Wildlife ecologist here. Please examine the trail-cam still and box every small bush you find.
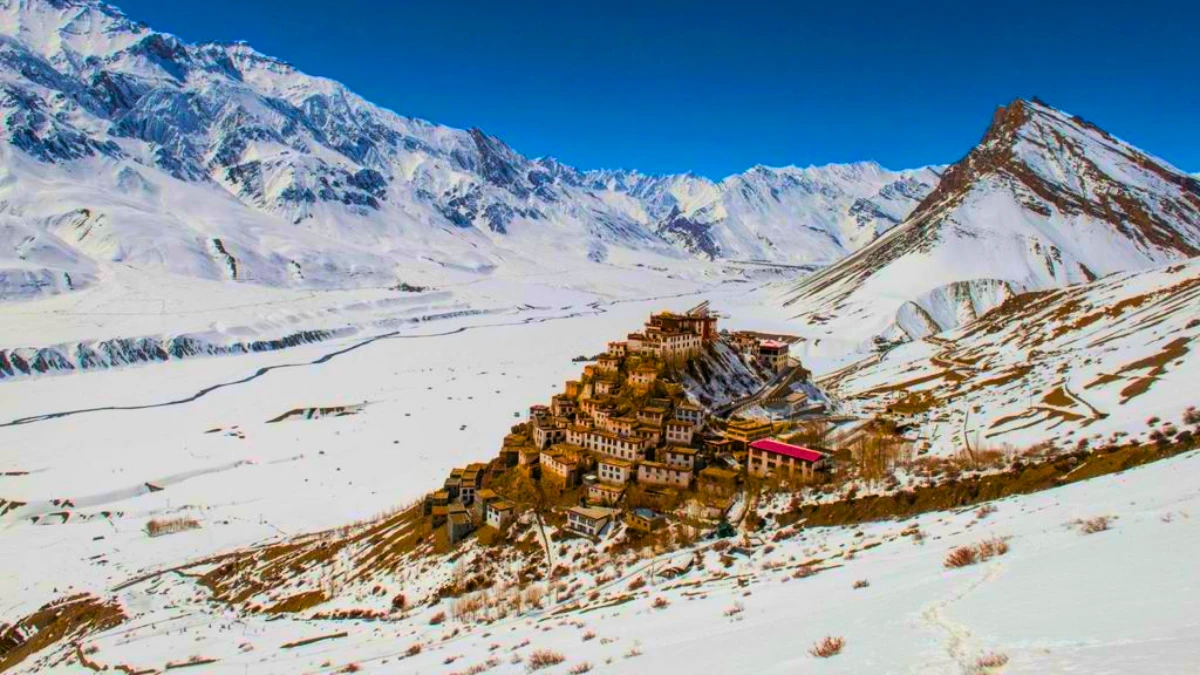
[581,630,596,642]
[975,537,1009,559]
[651,597,670,609]
[1077,516,1112,534]
[627,577,646,591]
[945,537,1010,568]
[406,643,423,657]
[145,517,200,538]
[944,546,979,569]
[526,650,565,671]
[568,663,593,674]
[975,652,1009,670]
[975,504,997,519]
[809,636,845,658]
[853,579,870,589]
[724,601,744,617]
[429,611,446,625]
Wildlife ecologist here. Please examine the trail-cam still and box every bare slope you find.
[826,258,1200,455]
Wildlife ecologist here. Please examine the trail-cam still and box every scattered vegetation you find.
[974,652,1010,671]
[945,537,1010,569]
[1075,516,1113,534]
[145,517,200,538]
[809,636,845,658]
[525,649,565,671]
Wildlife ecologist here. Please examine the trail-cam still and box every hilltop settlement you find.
[421,304,829,548]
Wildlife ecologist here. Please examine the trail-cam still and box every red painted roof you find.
[749,439,824,462]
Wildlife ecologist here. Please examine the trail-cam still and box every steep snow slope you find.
[782,98,1200,354]
[0,0,938,303]
[824,258,1200,455]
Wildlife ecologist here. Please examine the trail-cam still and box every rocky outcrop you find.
[0,328,347,380]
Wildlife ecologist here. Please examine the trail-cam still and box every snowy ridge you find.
[782,98,1200,355]
[0,0,939,302]
[0,326,348,379]
[826,258,1200,455]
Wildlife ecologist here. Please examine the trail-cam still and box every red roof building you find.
[748,438,827,479]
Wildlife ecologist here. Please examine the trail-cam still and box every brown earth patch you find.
[778,439,1196,529]
[0,594,126,673]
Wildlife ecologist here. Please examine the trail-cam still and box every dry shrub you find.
[944,546,979,569]
[724,601,744,617]
[451,592,488,622]
[406,643,423,657]
[1183,406,1200,426]
[1077,516,1112,534]
[809,636,845,658]
[623,642,643,658]
[627,577,646,591]
[568,663,593,674]
[975,504,997,519]
[429,611,446,625]
[792,565,816,579]
[522,585,546,609]
[526,649,565,671]
[145,516,200,537]
[340,665,361,673]
[581,630,596,642]
[651,597,670,610]
[975,652,1009,670]
[945,537,1010,569]
[975,537,1009,559]
[852,579,870,589]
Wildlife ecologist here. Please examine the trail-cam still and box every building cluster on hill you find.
[422,304,830,546]
[727,330,798,374]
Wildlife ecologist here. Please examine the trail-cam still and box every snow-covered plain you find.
[0,268,796,619]
[10,425,1200,674]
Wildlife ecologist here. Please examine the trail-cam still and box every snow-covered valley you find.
[2,0,1199,673]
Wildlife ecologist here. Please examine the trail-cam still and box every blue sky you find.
[113,0,1198,178]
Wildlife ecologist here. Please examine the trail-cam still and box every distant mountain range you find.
[1,0,1197,359]
[0,0,940,299]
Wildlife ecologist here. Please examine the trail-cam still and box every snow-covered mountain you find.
[0,0,939,301]
[782,98,1200,350]
[826,257,1200,455]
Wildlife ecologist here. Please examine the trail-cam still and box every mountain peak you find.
[784,97,1200,346]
